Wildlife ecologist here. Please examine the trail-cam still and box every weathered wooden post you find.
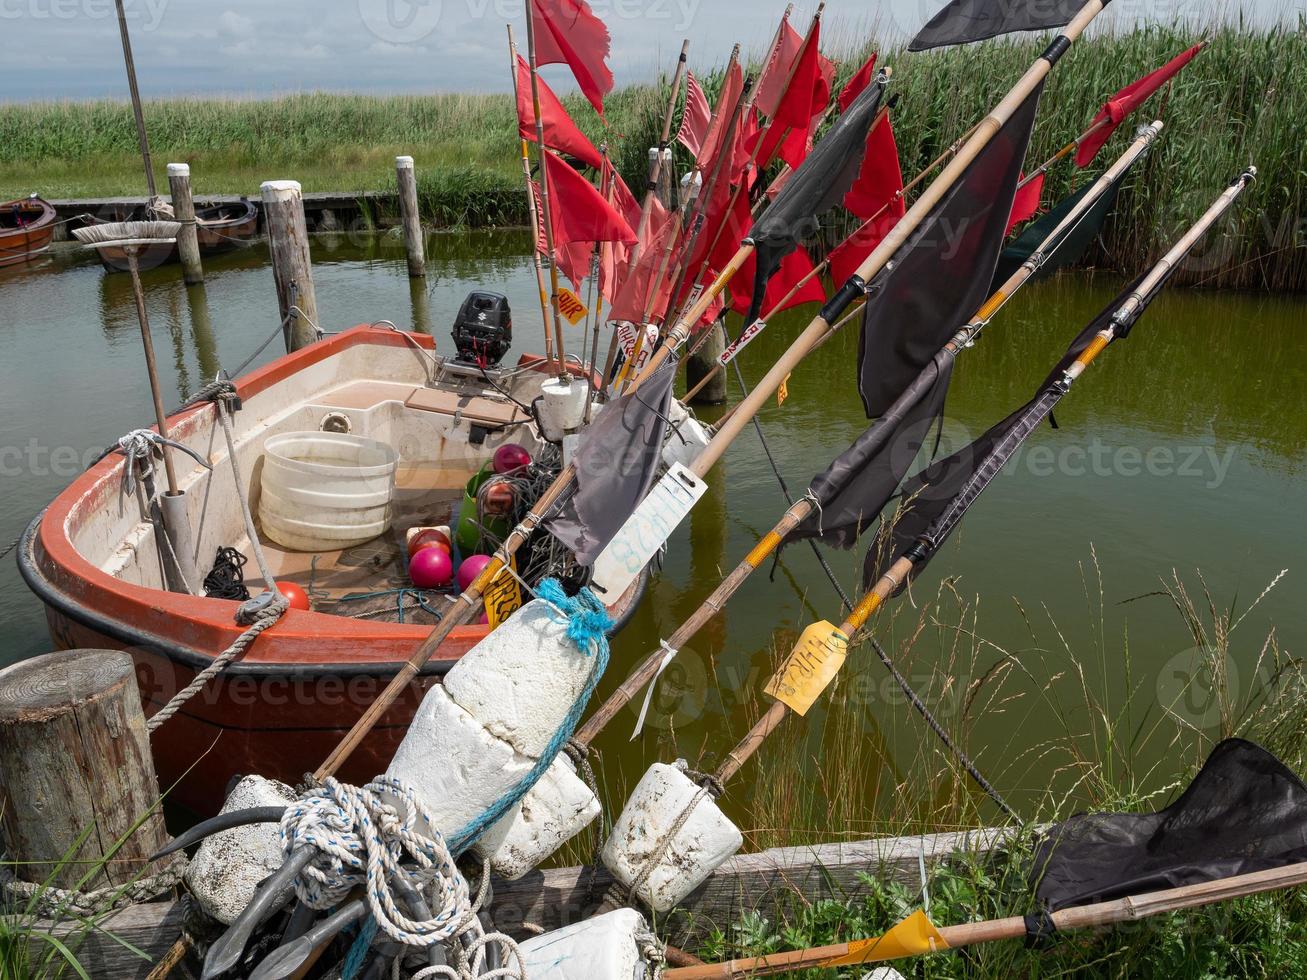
[260,179,319,352]
[649,147,674,210]
[686,319,727,404]
[396,155,426,278]
[167,163,203,284]
[0,651,168,890]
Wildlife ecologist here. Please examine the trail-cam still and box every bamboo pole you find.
[524,12,570,377]
[714,163,1254,788]
[114,0,155,200]
[630,39,692,266]
[665,860,1307,979]
[571,123,1161,748]
[507,25,556,366]
[314,0,1111,777]
[1017,115,1113,189]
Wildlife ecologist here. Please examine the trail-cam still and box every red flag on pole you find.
[530,178,593,289]
[1006,171,1045,233]
[677,71,712,160]
[844,113,904,220]
[754,19,803,120]
[515,56,603,170]
[608,210,680,323]
[1075,42,1204,167]
[838,52,878,112]
[529,0,614,119]
[730,245,826,317]
[700,60,744,176]
[543,151,636,246]
[827,209,901,287]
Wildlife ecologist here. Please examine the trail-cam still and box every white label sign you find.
[718,318,767,367]
[590,463,707,600]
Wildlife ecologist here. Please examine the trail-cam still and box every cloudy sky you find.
[0,0,1300,101]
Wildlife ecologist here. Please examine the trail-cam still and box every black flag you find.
[991,167,1129,289]
[743,75,889,329]
[910,0,1088,52]
[786,351,954,549]
[857,82,1043,418]
[1032,739,1307,911]
[545,359,677,566]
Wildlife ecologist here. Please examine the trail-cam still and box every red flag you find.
[827,209,901,286]
[844,113,905,220]
[1075,43,1204,167]
[529,0,613,119]
[699,61,744,175]
[754,19,803,120]
[515,55,603,170]
[543,152,636,246]
[730,245,826,318]
[608,210,680,323]
[530,179,593,289]
[838,52,877,112]
[677,71,712,160]
[1006,171,1045,233]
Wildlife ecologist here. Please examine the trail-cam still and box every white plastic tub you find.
[258,431,398,551]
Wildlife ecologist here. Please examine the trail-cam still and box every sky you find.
[0,0,1301,101]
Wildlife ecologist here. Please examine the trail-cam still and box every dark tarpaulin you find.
[858,82,1042,419]
[1032,739,1307,912]
[991,168,1127,289]
[909,0,1087,52]
[786,350,954,549]
[742,77,888,329]
[544,358,677,566]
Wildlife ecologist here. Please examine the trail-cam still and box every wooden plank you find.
[491,827,1012,944]
[24,898,185,979]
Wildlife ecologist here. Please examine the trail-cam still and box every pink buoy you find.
[410,545,454,589]
[457,553,493,592]
[493,443,532,475]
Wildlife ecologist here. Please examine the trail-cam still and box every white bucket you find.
[258,431,398,551]
[539,378,589,441]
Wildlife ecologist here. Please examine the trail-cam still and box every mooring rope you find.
[0,854,187,919]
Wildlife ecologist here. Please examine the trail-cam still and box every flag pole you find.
[507,25,557,367]
[524,9,571,377]
[629,38,692,268]
[712,165,1255,791]
[582,145,612,423]
[1017,114,1113,189]
[664,859,1307,978]
[571,122,1163,749]
[313,0,1111,777]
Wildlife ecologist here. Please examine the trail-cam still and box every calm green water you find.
[1,231,1304,834]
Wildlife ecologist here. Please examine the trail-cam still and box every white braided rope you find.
[279,775,524,975]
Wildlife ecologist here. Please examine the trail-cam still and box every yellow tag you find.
[557,287,587,325]
[777,373,791,406]
[764,620,849,715]
[483,555,523,629]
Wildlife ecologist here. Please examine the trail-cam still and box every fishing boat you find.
[0,196,57,267]
[18,321,646,813]
[86,198,260,272]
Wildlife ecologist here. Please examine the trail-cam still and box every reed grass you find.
[1,23,1302,286]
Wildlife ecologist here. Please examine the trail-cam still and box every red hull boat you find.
[0,196,57,267]
[19,326,643,813]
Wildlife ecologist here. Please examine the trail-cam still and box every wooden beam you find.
[491,827,1012,944]
[22,899,186,979]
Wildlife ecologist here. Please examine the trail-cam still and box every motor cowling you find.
[452,291,512,367]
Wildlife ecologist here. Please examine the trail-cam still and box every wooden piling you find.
[166,163,203,285]
[686,319,727,404]
[395,155,426,278]
[0,650,168,890]
[260,180,319,352]
[649,146,674,210]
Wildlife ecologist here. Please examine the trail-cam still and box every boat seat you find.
[317,380,420,410]
[405,386,527,427]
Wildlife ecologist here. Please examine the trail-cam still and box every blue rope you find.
[341,579,613,980]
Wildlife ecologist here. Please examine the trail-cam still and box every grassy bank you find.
[2,23,1303,287]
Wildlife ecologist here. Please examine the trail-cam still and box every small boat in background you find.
[88,197,260,272]
[0,196,56,267]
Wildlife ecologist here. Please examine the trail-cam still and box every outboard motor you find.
[452,291,512,367]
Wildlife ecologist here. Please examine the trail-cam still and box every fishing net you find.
[1031,738,1307,911]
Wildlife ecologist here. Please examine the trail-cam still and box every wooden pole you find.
[507,25,556,367]
[261,180,319,352]
[0,651,168,890]
[395,155,426,277]
[114,0,155,200]
[665,861,1307,978]
[685,318,727,403]
[166,163,202,284]
[126,248,178,496]
[523,13,570,377]
[628,39,691,268]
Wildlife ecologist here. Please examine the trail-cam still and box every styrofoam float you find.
[518,908,659,979]
[662,401,712,470]
[601,761,743,912]
[184,775,299,924]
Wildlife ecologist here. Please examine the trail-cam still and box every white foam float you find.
[602,761,742,912]
[662,401,712,470]
[517,907,660,979]
[184,775,299,925]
